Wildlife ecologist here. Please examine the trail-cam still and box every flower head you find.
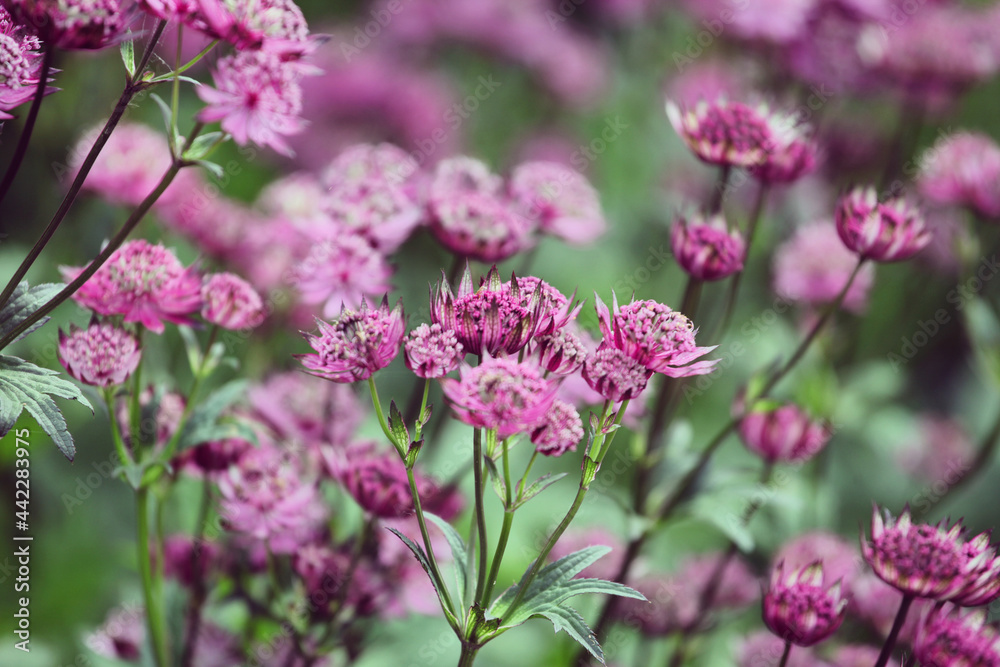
[404,323,464,378]
[330,444,415,518]
[670,213,745,281]
[918,132,1000,219]
[529,327,588,376]
[322,142,420,190]
[914,605,1000,667]
[508,161,606,245]
[763,561,847,647]
[0,7,53,119]
[290,231,393,316]
[861,506,1000,602]
[739,403,832,464]
[530,399,584,457]
[194,0,311,55]
[248,371,362,447]
[297,297,404,383]
[582,347,650,403]
[440,357,558,438]
[774,532,861,597]
[197,50,306,157]
[323,177,424,254]
[429,190,535,263]
[666,99,777,167]
[61,239,202,333]
[3,0,131,49]
[86,605,145,661]
[59,322,141,387]
[835,186,931,262]
[749,120,818,184]
[201,272,266,330]
[595,295,717,377]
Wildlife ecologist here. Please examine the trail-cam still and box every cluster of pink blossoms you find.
[0,6,53,119]
[2,0,131,50]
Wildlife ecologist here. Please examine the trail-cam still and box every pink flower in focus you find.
[297,297,404,383]
[197,50,306,157]
[440,356,558,438]
[582,347,650,403]
[61,240,202,333]
[3,0,131,50]
[763,561,847,647]
[530,399,583,457]
[0,7,54,119]
[914,605,1000,666]
[528,327,589,376]
[835,186,930,262]
[918,132,1000,219]
[59,322,141,387]
[290,231,393,316]
[666,99,776,168]
[670,213,745,281]
[738,403,832,463]
[404,323,465,379]
[508,161,606,245]
[201,272,266,330]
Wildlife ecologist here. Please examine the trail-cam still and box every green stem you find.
[0,41,54,207]
[367,377,400,454]
[777,641,792,667]
[170,25,183,153]
[457,643,479,667]
[137,488,170,667]
[129,326,144,456]
[406,464,458,627]
[104,388,134,469]
[162,325,218,462]
[516,451,539,498]
[482,438,514,604]
[472,428,490,606]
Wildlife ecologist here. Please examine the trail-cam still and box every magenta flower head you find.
[429,265,542,357]
[914,605,1000,667]
[861,506,1000,603]
[323,177,423,254]
[86,605,145,662]
[749,120,818,185]
[529,327,588,376]
[290,231,393,316]
[2,0,131,50]
[835,186,931,262]
[194,0,312,56]
[763,561,847,647]
[297,297,404,383]
[440,356,558,438]
[918,131,1000,219]
[429,190,535,263]
[738,402,832,464]
[201,272,266,330]
[197,50,305,157]
[404,323,464,379]
[582,347,651,403]
[330,444,415,518]
[508,161,606,245]
[530,399,584,457]
[0,7,53,119]
[595,294,718,378]
[666,98,777,168]
[61,239,202,333]
[59,321,141,387]
[670,213,745,282]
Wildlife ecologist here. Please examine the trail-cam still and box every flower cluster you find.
[0,6,52,118]
[297,298,405,383]
[3,0,131,50]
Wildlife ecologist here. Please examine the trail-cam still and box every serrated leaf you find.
[424,512,470,614]
[0,281,61,345]
[483,455,506,505]
[0,355,93,459]
[514,472,567,509]
[536,605,604,664]
[387,400,409,449]
[182,132,224,161]
[386,527,460,627]
[490,546,611,621]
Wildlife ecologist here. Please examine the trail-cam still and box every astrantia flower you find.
[322,142,420,190]
[508,161,606,245]
[297,297,404,383]
[0,8,53,119]
[195,0,312,56]
[68,123,176,207]
[530,399,583,457]
[429,156,503,199]
[763,561,847,647]
[835,186,931,262]
[429,190,535,263]
[440,357,558,438]
[197,50,306,157]
[582,347,650,403]
[331,445,414,518]
[61,240,202,333]
[86,605,145,661]
[323,177,424,254]
[595,295,718,377]
[504,275,579,336]
[666,99,776,168]
[774,532,860,597]
[918,132,1000,219]
[2,0,131,50]
[201,272,266,330]
[914,605,1000,667]
[161,534,220,588]
[529,327,588,376]
[429,265,542,357]
[137,0,202,24]
[670,213,745,281]
[738,403,832,464]
[59,322,141,387]
[290,231,393,316]
[749,121,818,184]
[248,371,362,447]
[404,323,464,379]
[861,506,1000,602]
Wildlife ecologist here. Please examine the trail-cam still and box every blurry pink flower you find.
[86,605,145,661]
[836,187,930,262]
[323,176,424,254]
[194,0,312,56]
[249,371,362,447]
[429,190,534,263]
[117,388,186,450]
[666,99,776,168]
[137,0,203,24]
[0,8,54,119]
[173,438,251,477]
[739,403,832,463]
[832,645,883,667]
[201,272,266,330]
[773,222,875,313]
[429,156,502,197]
[61,240,202,333]
[849,569,932,642]
[671,212,745,281]
[161,535,220,588]
[59,322,141,387]
[404,323,465,379]
[774,532,861,596]
[508,161,606,245]
[323,142,421,191]
[290,231,393,316]
[764,561,847,647]
[256,171,328,224]
[914,605,1000,666]
[197,50,306,157]
[440,356,557,438]
[582,347,650,403]
[750,121,818,184]
[530,399,583,457]
[678,0,818,44]
[896,415,973,486]
[918,132,1000,219]
[155,185,254,260]
[738,630,829,667]
[298,297,404,383]
[3,0,131,49]
[665,59,751,108]
[330,444,415,518]
[68,123,177,207]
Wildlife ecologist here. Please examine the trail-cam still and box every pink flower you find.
[161,535,220,588]
[201,272,266,330]
[0,8,54,119]
[61,239,203,333]
[670,213,745,281]
[666,99,777,168]
[404,323,464,379]
[59,322,141,387]
[194,0,312,56]
[68,123,177,207]
[582,347,650,403]
[750,122,818,184]
[330,444,414,518]
[508,161,606,245]
[249,371,362,447]
[290,231,393,316]
[678,0,818,44]
[595,295,718,378]
[429,190,535,263]
[86,605,145,661]
[738,631,829,667]
[832,645,883,667]
[116,388,185,450]
[738,403,832,463]
[440,356,558,438]
[773,222,875,313]
[896,415,973,486]
[528,327,588,376]
[297,297,404,383]
[173,438,250,477]
[835,186,931,262]
[774,532,861,596]
[530,399,583,457]
[197,50,306,157]
[763,561,847,647]
[914,605,1000,666]
[322,142,421,191]
[323,176,424,254]
[918,132,1000,219]
[3,0,131,50]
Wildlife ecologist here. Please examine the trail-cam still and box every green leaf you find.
[483,455,506,505]
[182,132,224,161]
[0,355,93,459]
[120,36,135,78]
[0,282,61,345]
[536,605,604,663]
[176,380,249,450]
[386,527,460,627]
[387,400,409,450]
[424,512,470,614]
[513,472,567,509]
[177,326,202,376]
[149,93,174,136]
[193,159,225,179]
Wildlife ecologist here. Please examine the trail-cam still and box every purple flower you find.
[249,371,363,447]
[61,239,203,333]
[914,605,1000,667]
[290,230,393,316]
[528,327,588,376]
[161,535,220,588]
[738,403,832,464]
[666,99,777,168]
[774,532,861,597]
[2,0,131,50]
[918,132,1000,219]
[201,272,266,330]
[58,322,141,387]
[835,186,931,262]
[323,177,424,254]
[0,7,54,119]
[429,190,535,263]
[582,347,650,403]
[670,213,745,281]
[86,604,145,661]
[763,561,847,647]
[194,0,312,56]
[440,357,558,438]
[750,122,818,184]
[322,142,421,191]
[530,399,583,457]
[331,444,415,518]
[297,297,404,383]
[831,645,883,667]
[738,631,828,667]
[404,323,465,379]
[508,161,606,245]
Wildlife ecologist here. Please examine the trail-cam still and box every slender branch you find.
[482,438,514,604]
[472,428,490,606]
[708,165,731,214]
[180,477,213,667]
[777,641,792,667]
[0,41,55,206]
[137,488,170,667]
[875,595,914,667]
